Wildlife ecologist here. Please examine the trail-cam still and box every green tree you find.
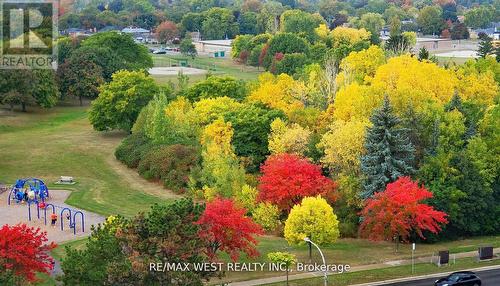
[232,34,254,59]
[361,97,415,199]
[81,31,153,71]
[264,33,309,69]
[69,45,121,81]
[61,216,128,285]
[0,70,58,112]
[180,38,198,58]
[239,12,260,35]
[417,6,445,35]
[478,34,494,58]
[181,12,204,32]
[465,5,495,29]
[223,103,285,171]
[275,53,309,75]
[355,13,385,44]
[201,7,239,40]
[184,76,247,102]
[280,10,323,43]
[89,70,159,132]
[116,199,212,284]
[57,52,105,105]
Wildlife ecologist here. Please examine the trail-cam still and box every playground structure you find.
[8,178,49,205]
[6,178,86,235]
[27,202,85,235]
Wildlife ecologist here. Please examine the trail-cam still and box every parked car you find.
[434,271,481,286]
[152,48,166,54]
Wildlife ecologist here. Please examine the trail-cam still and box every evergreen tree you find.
[361,97,415,199]
[477,34,494,58]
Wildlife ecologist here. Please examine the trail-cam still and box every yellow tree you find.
[192,96,243,126]
[371,55,457,114]
[330,27,371,49]
[200,118,246,200]
[284,196,340,248]
[268,118,311,156]
[318,119,370,175]
[454,69,498,106]
[329,82,383,122]
[336,45,386,87]
[248,73,304,115]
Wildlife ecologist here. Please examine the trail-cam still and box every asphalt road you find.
[380,268,500,286]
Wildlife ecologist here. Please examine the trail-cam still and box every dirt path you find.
[105,154,181,200]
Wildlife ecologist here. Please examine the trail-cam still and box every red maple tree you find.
[258,154,337,212]
[0,224,56,283]
[196,198,263,261]
[359,177,448,244]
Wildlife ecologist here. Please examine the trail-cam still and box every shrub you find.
[137,144,200,193]
[115,132,152,168]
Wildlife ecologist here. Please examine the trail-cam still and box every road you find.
[380,268,500,286]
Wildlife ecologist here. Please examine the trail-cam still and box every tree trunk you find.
[21,103,26,112]
[79,96,83,106]
[9,104,14,112]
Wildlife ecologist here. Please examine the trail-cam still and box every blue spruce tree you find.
[361,96,415,198]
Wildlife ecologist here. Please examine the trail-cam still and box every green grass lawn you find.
[151,54,262,86]
[263,257,500,286]
[0,106,172,217]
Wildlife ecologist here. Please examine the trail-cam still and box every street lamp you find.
[304,237,328,286]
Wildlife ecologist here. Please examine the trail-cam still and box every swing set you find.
[27,201,85,235]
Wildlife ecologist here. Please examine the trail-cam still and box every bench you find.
[55,176,76,185]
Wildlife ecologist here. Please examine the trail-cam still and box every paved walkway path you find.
[229,248,500,286]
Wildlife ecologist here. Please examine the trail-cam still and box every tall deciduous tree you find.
[0,70,59,112]
[89,70,159,132]
[81,31,153,71]
[155,21,179,44]
[258,153,337,212]
[196,198,263,261]
[57,53,104,105]
[0,224,56,284]
[359,177,448,250]
[417,6,444,35]
[199,118,246,200]
[223,103,284,171]
[361,97,415,198]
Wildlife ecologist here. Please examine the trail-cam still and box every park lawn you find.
[263,257,500,286]
[0,106,172,217]
[151,54,262,84]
